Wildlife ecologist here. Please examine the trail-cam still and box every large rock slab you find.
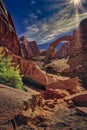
[46,77,80,91]
[76,107,87,116]
[42,89,70,100]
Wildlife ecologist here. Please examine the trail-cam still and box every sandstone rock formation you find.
[0,0,21,56]
[44,19,87,86]
[0,0,40,59]
[55,42,70,59]
[46,77,80,91]
[19,36,40,59]
[0,0,47,87]
[68,19,87,85]
[44,35,72,65]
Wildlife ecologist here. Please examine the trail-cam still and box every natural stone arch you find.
[44,35,72,66]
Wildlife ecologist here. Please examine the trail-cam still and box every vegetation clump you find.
[0,53,24,90]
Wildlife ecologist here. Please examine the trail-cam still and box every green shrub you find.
[0,54,24,90]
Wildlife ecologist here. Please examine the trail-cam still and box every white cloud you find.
[22,1,87,44]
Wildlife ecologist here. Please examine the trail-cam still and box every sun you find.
[70,0,82,7]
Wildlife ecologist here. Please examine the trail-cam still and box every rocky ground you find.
[36,109,87,130]
[0,81,87,130]
[7,108,87,130]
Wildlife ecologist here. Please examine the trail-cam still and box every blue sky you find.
[3,0,87,44]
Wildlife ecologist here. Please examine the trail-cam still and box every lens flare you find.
[70,0,83,46]
[70,0,82,7]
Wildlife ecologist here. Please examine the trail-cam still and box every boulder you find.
[46,77,80,91]
[76,107,87,116]
[45,58,70,74]
[42,89,70,100]
[64,91,87,107]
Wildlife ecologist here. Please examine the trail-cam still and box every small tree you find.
[0,54,24,90]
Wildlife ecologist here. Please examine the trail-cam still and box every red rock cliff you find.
[68,19,87,75]
[0,0,21,55]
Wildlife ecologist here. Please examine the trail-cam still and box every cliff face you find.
[19,36,40,59]
[0,0,21,55]
[69,19,87,58]
[0,1,40,59]
[55,42,70,59]
[68,18,87,83]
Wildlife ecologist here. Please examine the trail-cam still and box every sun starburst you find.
[70,0,82,8]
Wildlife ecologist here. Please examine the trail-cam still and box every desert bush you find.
[0,54,24,90]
